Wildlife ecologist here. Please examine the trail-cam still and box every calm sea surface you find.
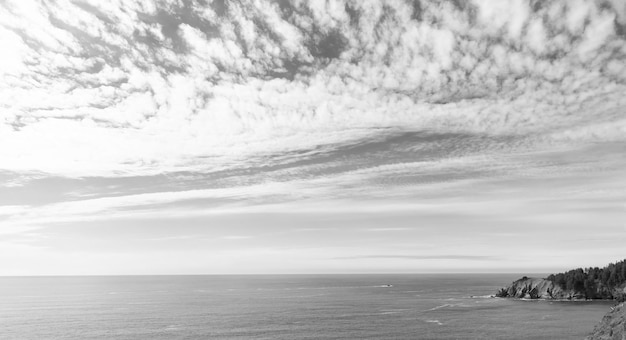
[0,274,614,339]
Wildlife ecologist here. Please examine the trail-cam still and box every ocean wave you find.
[425,319,443,325]
[518,298,547,302]
[424,302,475,311]
[378,309,409,315]
[424,304,452,312]
[249,285,397,292]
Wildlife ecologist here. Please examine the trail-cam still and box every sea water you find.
[0,274,614,339]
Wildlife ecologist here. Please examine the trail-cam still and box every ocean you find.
[0,274,614,339]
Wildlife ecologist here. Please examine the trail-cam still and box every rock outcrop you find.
[495,276,583,299]
[496,260,626,338]
[586,303,625,340]
[497,276,626,301]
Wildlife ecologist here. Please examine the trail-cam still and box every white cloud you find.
[18,1,602,275]
[525,18,547,55]
[0,28,28,76]
[566,0,592,34]
[577,9,616,60]
[0,0,624,213]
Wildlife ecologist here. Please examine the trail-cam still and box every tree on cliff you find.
[546,259,626,301]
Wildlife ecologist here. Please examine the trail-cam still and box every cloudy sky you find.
[0,0,624,275]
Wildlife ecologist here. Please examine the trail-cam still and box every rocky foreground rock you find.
[586,303,625,340]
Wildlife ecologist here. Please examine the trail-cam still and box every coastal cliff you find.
[495,260,626,338]
[496,276,626,300]
[586,303,625,340]
[495,259,626,300]
[495,276,581,299]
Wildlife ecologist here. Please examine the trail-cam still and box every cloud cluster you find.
[0,0,624,176]
[1,1,625,274]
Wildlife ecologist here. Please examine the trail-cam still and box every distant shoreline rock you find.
[496,276,626,339]
[496,276,626,301]
[496,260,626,338]
[495,276,584,300]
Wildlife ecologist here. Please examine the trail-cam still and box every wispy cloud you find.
[366,227,412,232]
[220,235,252,240]
[0,0,624,177]
[0,0,624,274]
[333,255,499,261]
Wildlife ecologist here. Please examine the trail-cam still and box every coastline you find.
[495,272,626,339]
[586,302,625,340]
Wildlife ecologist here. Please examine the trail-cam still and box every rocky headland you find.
[496,276,626,339]
[495,276,581,299]
[496,265,626,301]
[495,259,626,339]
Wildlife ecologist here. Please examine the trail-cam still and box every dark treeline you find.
[546,259,626,301]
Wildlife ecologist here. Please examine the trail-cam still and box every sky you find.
[0,0,625,275]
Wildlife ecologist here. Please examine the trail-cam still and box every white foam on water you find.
[424,304,451,312]
[425,319,443,325]
[378,309,409,315]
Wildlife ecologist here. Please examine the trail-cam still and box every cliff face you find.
[495,277,582,299]
[496,279,626,339]
[586,303,625,340]
[496,277,626,300]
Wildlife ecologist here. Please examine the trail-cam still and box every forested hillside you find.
[546,259,626,300]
